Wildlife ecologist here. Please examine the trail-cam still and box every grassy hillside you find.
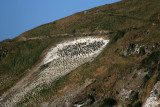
[0,0,160,106]
[17,0,160,39]
[0,37,62,95]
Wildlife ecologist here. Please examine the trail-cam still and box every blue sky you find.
[0,0,120,41]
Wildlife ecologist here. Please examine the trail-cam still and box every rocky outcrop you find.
[118,43,160,57]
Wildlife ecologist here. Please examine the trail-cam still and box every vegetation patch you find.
[100,98,117,107]
[110,31,125,43]
[131,92,139,103]
[143,74,150,85]
[134,101,142,107]
[0,37,60,95]
[141,51,159,67]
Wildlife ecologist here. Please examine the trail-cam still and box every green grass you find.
[0,37,60,95]
[17,0,160,39]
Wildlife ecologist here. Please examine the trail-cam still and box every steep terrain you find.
[0,0,160,106]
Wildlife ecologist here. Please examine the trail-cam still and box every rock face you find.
[144,81,160,107]
[119,43,160,57]
[0,37,109,107]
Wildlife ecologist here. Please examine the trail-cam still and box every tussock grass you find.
[0,38,60,95]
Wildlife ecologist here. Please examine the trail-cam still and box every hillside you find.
[0,0,160,106]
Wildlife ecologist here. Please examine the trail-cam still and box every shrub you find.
[154,89,158,95]
[139,47,145,55]
[155,64,160,83]
[111,31,125,43]
[141,51,159,67]
[72,29,76,34]
[87,94,95,104]
[143,74,150,84]
[134,101,142,107]
[127,104,132,107]
[116,91,119,94]
[156,72,160,82]
[131,92,139,103]
[150,13,160,24]
[100,98,117,107]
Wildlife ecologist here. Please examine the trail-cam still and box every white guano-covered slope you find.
[0,37,109,107]
[144,81,160,107]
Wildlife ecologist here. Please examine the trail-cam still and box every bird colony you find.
[0,37,109,107]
